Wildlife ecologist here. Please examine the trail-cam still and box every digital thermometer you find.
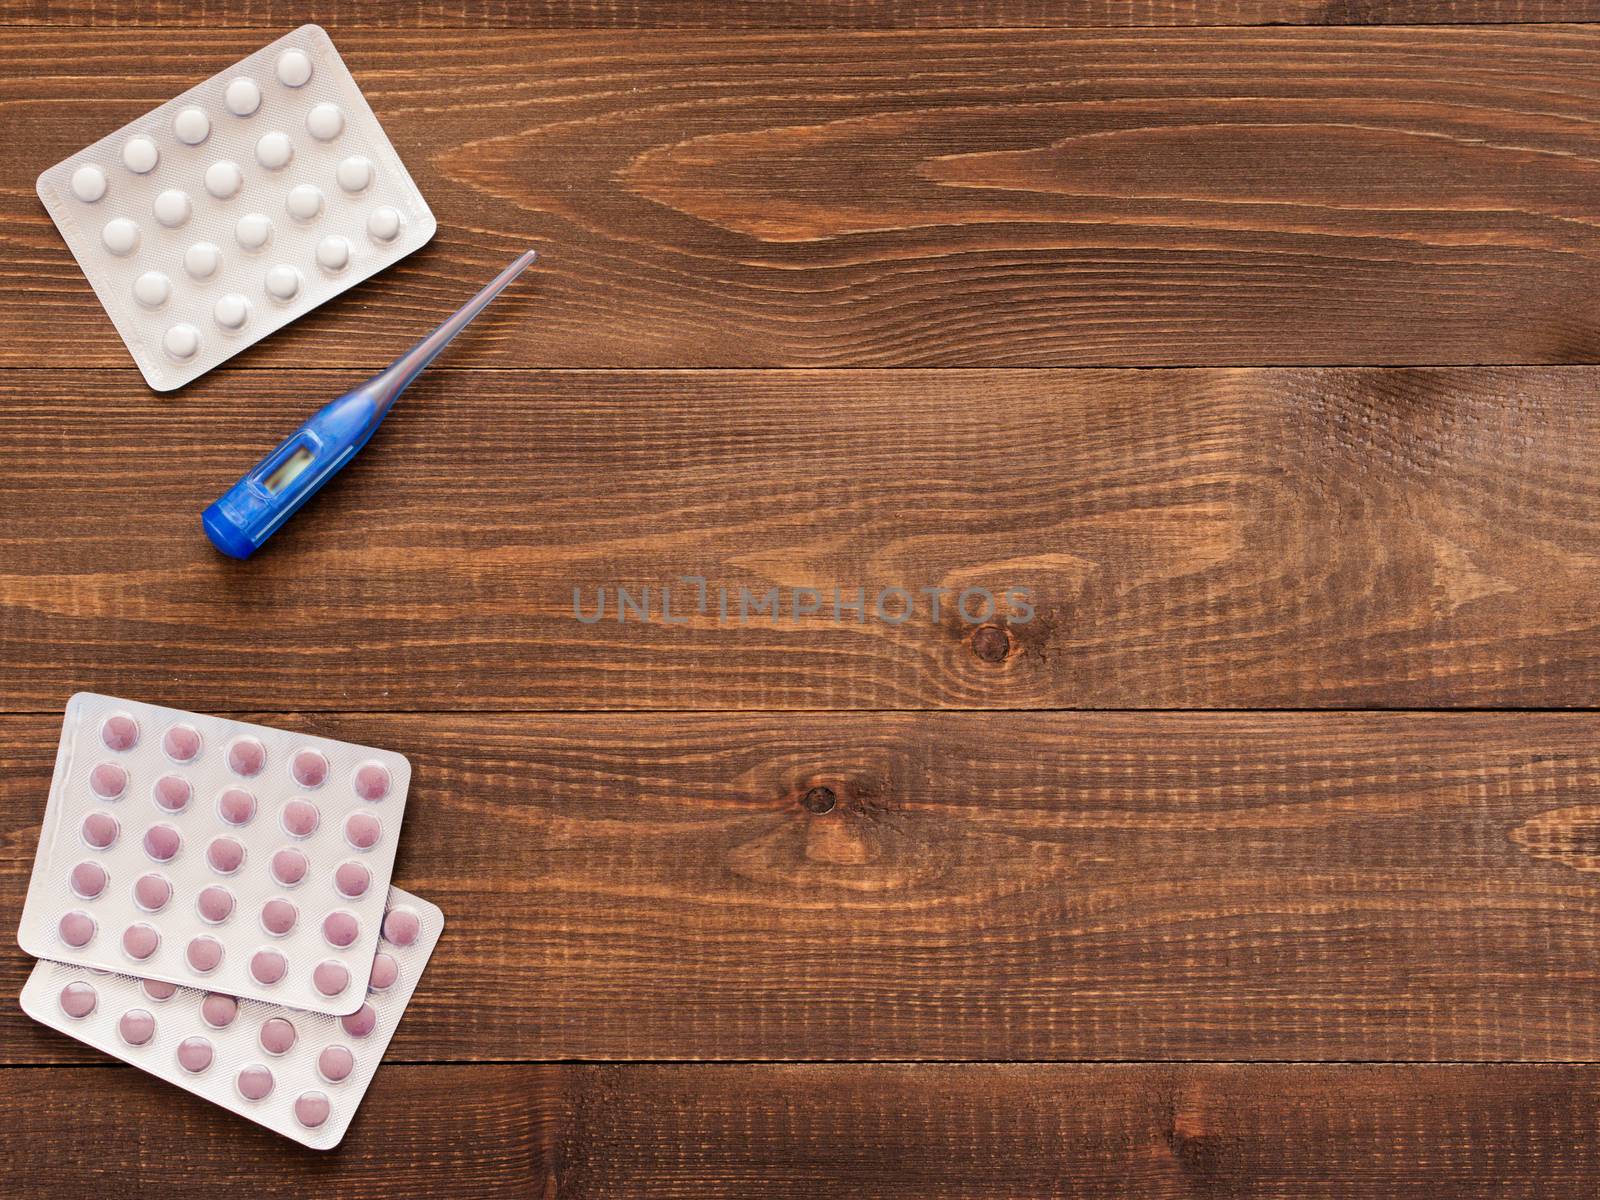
[202,249,538,559]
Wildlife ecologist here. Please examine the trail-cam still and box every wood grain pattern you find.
[4,367,1599,712]
[13,28,1600,367]
[11,0,1600,28]
[7,711,1600,1063]
[7,10,1600,1194]
[1,1064,539,1198]
[7,1063,1600,1197]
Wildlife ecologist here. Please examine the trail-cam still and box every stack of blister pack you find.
[16,693,441,1148]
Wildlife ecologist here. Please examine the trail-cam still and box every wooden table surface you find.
[7,3,1600,1196]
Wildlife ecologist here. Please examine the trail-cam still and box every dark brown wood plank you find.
[4,366,1600,712]
[11,28,1600,367]
[6,0,1600,27]
[0,1064,539,1198]
[8,711,1600,1063]
[6,1062,1600,1197]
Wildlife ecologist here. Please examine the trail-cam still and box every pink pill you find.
[312,959,350,997]
[89,761,127,800]
[353,761,391,801]
[101,714,140,752]
[133,872,172,912]
[142,978,178,1001]
[177,1035,214,1073]
[339,1002,377,1039]
[82,810,119,849]
[368,951,399,992]
[227,736,266,777]
[70,860,107,899]
[259,1016,297,1055]
[292,749,329,788]
[280,798,320,838]
[322,910,360,948]
[345,811,381,850]
[118,1007,156,1046]
[152,773,192,813]
[207,836,246,875]
[294,1090,331,1129]
[59,911,95,948]
[250,948,287,985]
[197,884,235,924]
[59,981,97,1018]
[382,907,420,948]
[333,861,370,899]
[270,847,308,887]
[123,922,159,960]
[163,723,202,763]
[200,993,238,1029]
[317,1044,355,1083]
[143,823,181,862]
[151,774,190,812]
[261,897,298,936]
[187,935,223,973]
[236,1063,274,1101]
[217,786,257,826]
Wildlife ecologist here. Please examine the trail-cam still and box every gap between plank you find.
[10,20,1600,30]
[10,363,1600,374]
[4,707,1600,717]
[16,1057,1600,1068]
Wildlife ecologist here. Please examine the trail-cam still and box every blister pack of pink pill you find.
[35,24,435,391]
[22,887,441,1148]
[17,693,411,1014]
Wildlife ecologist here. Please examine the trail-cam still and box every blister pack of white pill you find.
[21,887,441,1149]
[17,693,411,1014]
[35,24,435,391]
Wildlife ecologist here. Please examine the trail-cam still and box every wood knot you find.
[971,624,1011,664]
[800,786,837,814]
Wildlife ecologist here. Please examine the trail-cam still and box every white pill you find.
[102,218,140,256]
[235,212,273,250]
[185,241,222,279]
[285,184,323,223]
[122,136,159,174]
[367,206,403,243]
[153,188,192,228]
[255,131,293,170]
[276,49,313,88]
[204,160,243,199]
[224,77,261,117]
[213,292,251,330]
[173,107,210,146]
[265,264,301,301]
[336,155,374,194]
[132,271,171,309]
[163,323,200,360]
[306,103,344,142]
[70,165,107,203]
[315,235,351,272]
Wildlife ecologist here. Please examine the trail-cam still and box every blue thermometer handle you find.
[203,249,538,559]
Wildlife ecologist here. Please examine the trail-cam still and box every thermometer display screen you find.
[263,445,315,494]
